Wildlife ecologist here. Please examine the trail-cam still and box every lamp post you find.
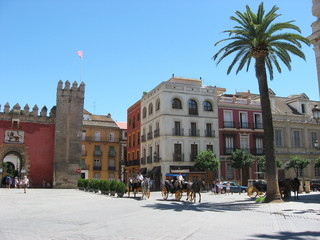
[312,105,320,149]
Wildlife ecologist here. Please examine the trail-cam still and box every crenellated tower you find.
[53,80,85,188]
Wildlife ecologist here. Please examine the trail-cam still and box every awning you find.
[149,166,161,175]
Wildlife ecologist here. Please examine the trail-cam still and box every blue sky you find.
[0,0,318,122]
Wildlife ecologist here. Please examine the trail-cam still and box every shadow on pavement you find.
[142,198,258,212]
[249,231,320,240]
[282,192,320,204]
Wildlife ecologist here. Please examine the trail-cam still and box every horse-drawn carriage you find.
[247,178,301,199]
[161,179,190,201]
[127,178,151,199]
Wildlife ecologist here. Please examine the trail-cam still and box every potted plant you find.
[77,178,85,191]
[100,180,110,195]
[116,181,127,197]
[109,180,117,196]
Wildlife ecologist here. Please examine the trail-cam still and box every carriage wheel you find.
[247,185,258,199]
[175,190,182,201]
[162,187,168,200]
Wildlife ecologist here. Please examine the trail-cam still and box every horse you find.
[189,179,206,203]
[278,178,300,199]
[127,178,142,198]
[141,177,150,199]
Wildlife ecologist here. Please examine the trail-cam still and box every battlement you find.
[57,80,85,99]
[0,102,56,122]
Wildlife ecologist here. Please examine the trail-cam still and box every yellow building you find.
[81,110,122,180]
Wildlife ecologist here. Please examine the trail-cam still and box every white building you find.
[140,76,224,189]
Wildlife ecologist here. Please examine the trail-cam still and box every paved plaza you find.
[0,188,319,240]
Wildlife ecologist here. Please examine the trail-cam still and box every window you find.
[174,143,182,161]
[109,146,116,157]
[301,103,306,114]
[205,123,213,137]
[226,162,234,180]
[108,172,115,180]
[94,159,101,167]
[132,117,135,128]
[93,172,100,180]
[240,135,249,153]
[223,110,233,128]
[143,107,147,118]
[255,137,264,155]
[137,113,140,121]
[293,130,301,148]
[315,166,320,177]
[94,145,102,156]
[148,103,153,115]
[132,133,135,147]
[174,121,181,136]
[254,113,263,129]
[172,98,182,109]
[203,101,213,111]
[109,132,114,142]
[94,131,101,141]
[239,112,248,128]
[190,144,198,161]
[190,122,197,136]
[81,145,86,156]
[156,99,160,111]
[311,132,318,148]
[188,99,198,115]
[108,159,115,170]
[225,136,234,154]
[275,129,283,147]
[207,144,213,152]
[82,130,86,141]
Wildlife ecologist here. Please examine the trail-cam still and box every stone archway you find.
[3,153,21,177]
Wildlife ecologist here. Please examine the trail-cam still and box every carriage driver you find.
[177,172,184,189]
[136,172,144,182]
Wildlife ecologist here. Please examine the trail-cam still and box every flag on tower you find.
[77,50,83,58]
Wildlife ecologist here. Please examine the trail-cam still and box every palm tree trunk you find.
[255,56,282,202]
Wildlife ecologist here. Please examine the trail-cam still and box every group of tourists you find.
[2,174,29,193]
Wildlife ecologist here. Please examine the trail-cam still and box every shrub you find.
[100,180,111,192]
[110,180,117,192]
[116,181,127,194]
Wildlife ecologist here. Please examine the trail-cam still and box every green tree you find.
[231,149,253,184]
[257,156,282,172]
[213,3,310,202]
[285,156,311,178]
[194,150,220,171]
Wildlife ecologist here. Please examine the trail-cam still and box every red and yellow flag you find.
[77,50,83,58]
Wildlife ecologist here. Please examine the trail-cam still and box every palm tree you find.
[213,3,310,202]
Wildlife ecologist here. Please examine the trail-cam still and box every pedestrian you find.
[5,174,12,189]
[14,177,19,188]
[23,175,29,193]
[226,181,231,195]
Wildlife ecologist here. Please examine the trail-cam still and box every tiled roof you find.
[116,122,127,129]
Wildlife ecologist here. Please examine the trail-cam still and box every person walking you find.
[5,175,12,189]
[23,176,29,193]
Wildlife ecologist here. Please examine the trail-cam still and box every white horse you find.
[141,178,150,199]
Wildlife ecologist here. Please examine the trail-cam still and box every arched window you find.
[142,107,147,118]
[203,101,213,111]
[148,103,153,115]
[156,99,160,111]
[188,99,198,115]
[172,98,182,109]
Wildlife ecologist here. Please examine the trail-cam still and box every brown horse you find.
[189,179,206,203]
[279,178,300,199]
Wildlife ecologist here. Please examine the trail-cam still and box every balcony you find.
[154,129,160,138]
[147,132,153,140]
[147,156,152,163]
[108,152,116,157]
[173,153,184,161]
[93,166,102,171]
[253,122,263,129]
[141,135,146,142]
[93,151,102,156]
[154,154,160,162]
[81,150,87,156]
[253,148,265,155]
[141,157,146,165]
[223,121,235,128]
[172,128,184,136]
[189,129,200,137]
[190,154,197,162]
[224,148,234,155]
[238,122,250,129]
[125,159,140,167]
[205,130,215,137]
[108,166,116,171]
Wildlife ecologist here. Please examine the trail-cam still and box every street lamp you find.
[312,104,320,123]
[314,139,319,148]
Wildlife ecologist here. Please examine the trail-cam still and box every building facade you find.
[218,91,264,185]
[81,112,122,180]
[140,76,223,189]
[0,81,85,188]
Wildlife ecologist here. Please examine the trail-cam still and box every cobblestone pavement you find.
[0,188,319,240]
